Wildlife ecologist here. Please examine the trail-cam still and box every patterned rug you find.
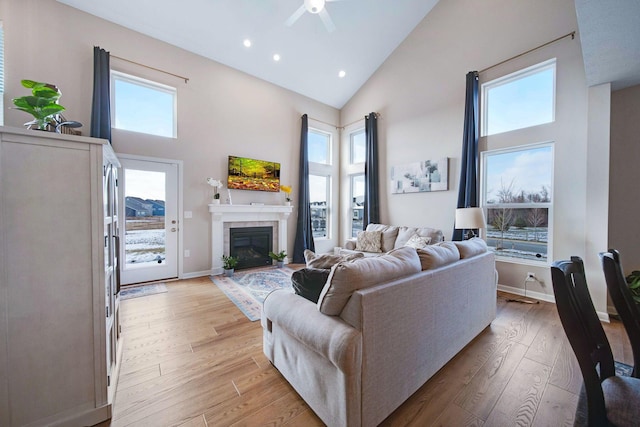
[120,283,168,300]
[210,267,294,321]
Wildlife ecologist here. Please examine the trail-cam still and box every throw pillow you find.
[365,224,399,252]
[454,237,488,259]
[404,233,432,249]
[317,246,421,315]
[355,230,383,253]
[304,249,364,269]
[416,242,460,270]
[291,268,331,303]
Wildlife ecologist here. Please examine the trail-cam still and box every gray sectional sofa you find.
[262,238,497,426]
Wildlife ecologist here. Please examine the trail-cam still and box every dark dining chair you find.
[601,249,640,378]
[551,256,640,426]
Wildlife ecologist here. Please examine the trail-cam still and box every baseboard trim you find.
[182,270,214,279]
[497,284,610,322]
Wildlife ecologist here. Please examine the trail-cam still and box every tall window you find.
[481,143,553,263]
[308,129,332,239]
[482,59,556,136]
[0,21,4,126]
[350,174,364,237]
[111,71,177,138]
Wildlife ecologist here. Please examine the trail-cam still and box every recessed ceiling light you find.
[273,54,281,62]
[338,70,346,78]
[243,39,252,48]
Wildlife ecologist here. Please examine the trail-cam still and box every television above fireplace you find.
[227,155,280,192]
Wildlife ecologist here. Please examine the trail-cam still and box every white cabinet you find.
[0,126,121,427]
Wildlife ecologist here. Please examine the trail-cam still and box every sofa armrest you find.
[262,289,361,370]
[344,238,357,250]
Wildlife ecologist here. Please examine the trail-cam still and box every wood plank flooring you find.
[96,275,632,427]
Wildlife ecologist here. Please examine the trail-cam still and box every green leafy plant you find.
[12,80,66,130]
[626,271,640,305]
[269,251,287,262]
[221,255,238,270]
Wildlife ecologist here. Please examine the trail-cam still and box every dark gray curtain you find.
[453,71,480,241]
[363,112,380,229]
[293,114,315,262]
[90,46,112,142]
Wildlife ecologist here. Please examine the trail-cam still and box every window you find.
[350,129,365,164]
[308,129,330,164]
[0,21,4,126]
[481,59,556,136]
[308,128,332,239]
[309,174,329,238]
[481,143,553,263]
[350,174,364,237]
[111,71,177,138]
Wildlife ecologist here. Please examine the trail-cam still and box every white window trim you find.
[481,58,556,137]
[110,70,178,138]
[350,128,366,166]
[308,125,337,242]
[480,141,554,266]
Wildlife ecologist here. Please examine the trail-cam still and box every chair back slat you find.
[601,249,640,378]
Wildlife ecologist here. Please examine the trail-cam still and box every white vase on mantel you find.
[211,198,220,205]
[284,201,291,206]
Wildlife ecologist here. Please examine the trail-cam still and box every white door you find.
[119,158,179,285]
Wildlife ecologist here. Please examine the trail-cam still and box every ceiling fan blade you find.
[318,9,336,32]
[285,5,306,27]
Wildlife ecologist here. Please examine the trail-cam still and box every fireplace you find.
[230,226,273,269]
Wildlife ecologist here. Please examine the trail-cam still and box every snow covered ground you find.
[125,229,166,264]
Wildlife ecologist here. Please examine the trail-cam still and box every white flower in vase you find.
[206,177,224,204]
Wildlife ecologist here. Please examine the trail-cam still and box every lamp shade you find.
[455,207,485,230]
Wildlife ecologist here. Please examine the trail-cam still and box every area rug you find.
[120,283,168,300]
[210,267,294,321]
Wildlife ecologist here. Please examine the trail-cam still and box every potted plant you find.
[280,185,292,206]
[626,271,640,305]
[12,80,67,131]
[222,255,238,277]
[269,250,287,268]
[207,178,224,204]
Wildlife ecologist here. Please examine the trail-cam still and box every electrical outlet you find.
[184,249,190,258]
[526,272,536,280]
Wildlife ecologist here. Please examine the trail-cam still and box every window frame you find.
[480,141,554,266]
[308,126,334,240]
[481,58,556,137]
[350,173,365,238]
[350,128,366,165]
[110,70,178,138]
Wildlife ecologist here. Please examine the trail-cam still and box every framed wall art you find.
[390,157,448,194]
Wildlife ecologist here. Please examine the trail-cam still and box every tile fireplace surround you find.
[209,204,293,275]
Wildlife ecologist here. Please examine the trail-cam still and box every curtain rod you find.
[479,31,575,74]
[308,112,380,130]
[111,54,189,83]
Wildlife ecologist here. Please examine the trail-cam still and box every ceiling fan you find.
[285,0,343,33]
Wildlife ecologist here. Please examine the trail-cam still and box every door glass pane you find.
[351,174,364,237]
[124,169,166,268]
[309,174,328,238]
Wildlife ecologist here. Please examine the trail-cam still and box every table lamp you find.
[455,207,485,240]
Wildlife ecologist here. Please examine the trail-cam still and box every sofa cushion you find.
[318,246,421,315]
[394,226,443,248]
[355,230,383,253]
[454,237,488,258]
[365,224,399,252]
[404,233,432,249]
[291,267,331,303]
[416,242,460,270]
[304,249,364,269]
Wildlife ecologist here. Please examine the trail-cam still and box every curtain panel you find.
[90,46,112,142]
[293,114,315,262]
[452,71,480,241]
[363,112,380,229]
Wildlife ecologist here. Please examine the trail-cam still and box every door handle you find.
[171,228,177,232]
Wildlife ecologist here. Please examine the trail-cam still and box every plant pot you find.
[223,268,234,277]
[284,201,291,206]
[211,199,220,205]
[276,261,284,268]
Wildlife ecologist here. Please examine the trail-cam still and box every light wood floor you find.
[96,274,632,427]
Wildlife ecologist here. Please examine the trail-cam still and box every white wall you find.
[340,0,611,314]
[2,0,339,276]
[609,84,640,274]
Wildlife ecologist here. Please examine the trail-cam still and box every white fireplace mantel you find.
[209,204,293,274]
